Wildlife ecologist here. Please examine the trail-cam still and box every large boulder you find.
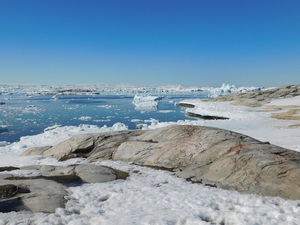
[75,164,117,183]
[20,146,52,156]
[0,178,67,213]
[25,125,300,200]
[42,130,145,161]
[113,125,300,199]
[0,164,129,213]
[19,179,67,213]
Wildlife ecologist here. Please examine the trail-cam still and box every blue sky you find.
[0,0,299,87]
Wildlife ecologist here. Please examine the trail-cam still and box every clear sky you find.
[0,0,299,87]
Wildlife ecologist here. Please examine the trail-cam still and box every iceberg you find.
[132,95,162,112]
[205,83,263,98]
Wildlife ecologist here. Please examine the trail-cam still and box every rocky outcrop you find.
[187,112,229,120]
[0,164,129,213]
[176,102,195,108]
[113,126,300,201]
[205,84,300,107]
[75,164,117,183]
[25,125,300,200]
[20,146,52,156]
[0,177,67,213]
[42,130,145,161]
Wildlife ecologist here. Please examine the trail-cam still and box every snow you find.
[266,95,300,106]
[0,84,300,224]
[1,159,300,224]
[40,160,300,225]
[152,95,300,152]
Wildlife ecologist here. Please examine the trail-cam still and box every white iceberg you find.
[205,83,263,98]
[132,95,162,112]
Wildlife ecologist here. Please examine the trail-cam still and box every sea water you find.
[0,92,207,144]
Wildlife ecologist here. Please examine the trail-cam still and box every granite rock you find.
[23,124,300,200]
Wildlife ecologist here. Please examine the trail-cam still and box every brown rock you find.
[35,124,300,200]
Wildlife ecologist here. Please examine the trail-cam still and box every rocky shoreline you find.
[1,84,299,214]
[179,84,300,125]
[205,84,300,107]
[1,124,300,213]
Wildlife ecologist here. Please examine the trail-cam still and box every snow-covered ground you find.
[2,160,299,225]
[0,91,300,224]
[149,95,300,152]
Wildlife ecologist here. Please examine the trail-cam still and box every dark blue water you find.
[0,93,207,143]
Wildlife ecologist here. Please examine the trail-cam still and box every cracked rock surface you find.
[28,125,300,200]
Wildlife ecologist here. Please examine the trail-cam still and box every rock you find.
[20,179,67,213]
[0,163,130,213]
[205,84,300,107]
[20,165,76,176]
[112,125,300,200]
[0,197,26,213]
[40,130,145,161]
[21,124,300,200]
[176,103,195,108]
[43,133,97,160]
[0,167,19,172]
[0,179,65,213]
[20,146,52,156]
[88,130,144,162]
[0,184,19,199]
[0,175,75,213]
[75,164,117,183]
[187,112,229,120]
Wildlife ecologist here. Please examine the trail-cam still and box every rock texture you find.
[75,164,117,183]
[113,126,300,200]
[187,112,229,120]
[42,130,144,161]
[28,125,300,200]
[0,178,66,213]
[20,146,52,156]
[0,164,129,213]
[205,84,300,107]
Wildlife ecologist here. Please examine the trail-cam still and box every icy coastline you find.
[1,115,300,224]
[1,84,300,224]
[0,83,264,96]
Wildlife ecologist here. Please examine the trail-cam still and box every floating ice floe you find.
[51,95,59,101]
[98,105,114,109]
[132,95,162,112]
[77,116,93,121]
